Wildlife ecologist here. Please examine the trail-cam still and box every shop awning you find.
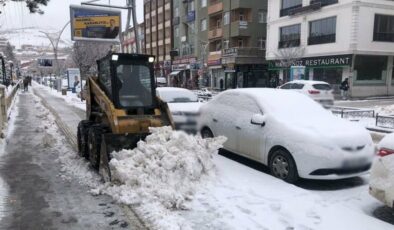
[169,71,181,76]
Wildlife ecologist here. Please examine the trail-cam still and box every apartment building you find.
[266,0,394,97]
[121,23,145,54]
[205,0,268,90]
[144,0,173,78]
[171,0,200,88]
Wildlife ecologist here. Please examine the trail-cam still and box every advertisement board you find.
[66,68,81,90]
[38,58,53,67]
[290,66,306,81]
[70,5,121,42]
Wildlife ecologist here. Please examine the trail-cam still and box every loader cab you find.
[97,53,157,112]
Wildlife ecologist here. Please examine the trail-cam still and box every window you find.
[239,10,245,21]
[238,39,244,47]
[175,26,179,37]
[216,19,222,28]
[99,59,112,98]
[175,7,179,17]
[223,40,229,49]
[257,38,266,50]
[224,12,230,25]
[117,64,153,107]
[201,0,207,8]
[281,0,302,17]
[279,24,301,48]
[188,1,195,12]
[201,19,207,31]
[258,10,267,23]
[308,17,336,45]
[374,14,394,42]
[355,55,388,81]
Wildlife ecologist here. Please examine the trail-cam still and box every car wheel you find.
[88,125,103,170]
[201,128,214,139]
[269,149,299,183]
[77,120,93,158]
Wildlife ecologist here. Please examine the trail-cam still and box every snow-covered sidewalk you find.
[32,83,393,230]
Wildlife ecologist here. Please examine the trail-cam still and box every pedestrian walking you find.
[340,78,349,100]
[23,77,29,92]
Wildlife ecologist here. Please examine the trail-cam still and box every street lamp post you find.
[8,61,13,87]
[39,21,70,80]
[0,55,5,85]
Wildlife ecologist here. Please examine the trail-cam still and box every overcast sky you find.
[0,0,144,48]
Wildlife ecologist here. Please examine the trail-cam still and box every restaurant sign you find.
[269,54,353,69]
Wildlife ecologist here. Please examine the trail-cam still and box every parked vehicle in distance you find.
[198,88,374,183]
[279,80,334,107]
[156,87,202,133]
[369,133,394,209]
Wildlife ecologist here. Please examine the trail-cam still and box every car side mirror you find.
[251,114,266,126]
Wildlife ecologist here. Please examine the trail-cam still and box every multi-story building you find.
[171,0,200,88]
[144,0,173,78]
[266,0,394,97]
[171,0,268,90]
[122,23,145,54]
[205,0,268,90]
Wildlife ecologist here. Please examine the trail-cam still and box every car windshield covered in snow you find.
[158,89,198,103]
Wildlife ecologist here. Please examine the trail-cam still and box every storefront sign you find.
[172,56,196,65]
[269,54,353,69]
[207,59,221,66]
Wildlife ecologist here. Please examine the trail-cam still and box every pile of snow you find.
[96,127,226,229]
[374,104,394,116]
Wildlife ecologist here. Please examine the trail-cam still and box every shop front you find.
[268,54,353,93]
[170,56,199,89]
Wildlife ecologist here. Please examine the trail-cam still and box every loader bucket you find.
[99,133,148,182]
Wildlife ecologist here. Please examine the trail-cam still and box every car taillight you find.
[308,90,320,94]
[377,148,394,157]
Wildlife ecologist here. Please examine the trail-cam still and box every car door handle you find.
[236,126,241,130]
[213,118,218,122]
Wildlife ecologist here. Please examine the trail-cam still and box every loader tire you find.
[77,120,93,158]
[88,125,103,170]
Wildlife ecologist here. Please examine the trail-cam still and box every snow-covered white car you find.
[369,133,394,209]
[279,80,334,107]
[156,87,202,133]
[198,88,374,183]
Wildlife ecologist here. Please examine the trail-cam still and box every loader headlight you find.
[112,55,119,61]
[148,57,155,63]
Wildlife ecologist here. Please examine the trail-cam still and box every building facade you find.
[122,23,145,54]
[144,0,173,78]
[266,0,394,97]
[171,0,200,89]
[205,0,268,90]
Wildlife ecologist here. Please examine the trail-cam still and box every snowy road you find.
[0,91,140,229]
[17,83,394,230]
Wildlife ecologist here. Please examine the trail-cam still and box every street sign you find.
[70,5,121,42]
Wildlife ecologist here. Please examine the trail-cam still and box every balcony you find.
[222,47,265,57]
[280,4,302,17]
[208,51,222,61]
[278,39,300,48]
[310,0,338,7]
[208,2,223,15]
[308,34,336,45]
[208,28,223,40]
[230,21,251,37]
[373,32,394,42]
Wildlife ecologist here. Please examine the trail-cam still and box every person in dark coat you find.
[23,77,29,92]
[340,78,349,100]
[104,19,119,39]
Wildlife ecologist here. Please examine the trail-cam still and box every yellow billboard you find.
[70,5,121,41]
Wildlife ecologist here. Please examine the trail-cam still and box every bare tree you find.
[72,41,112,80]
[274,46,305,68]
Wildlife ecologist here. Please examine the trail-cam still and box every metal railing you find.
[331,106,394,130]
[0,81,21,134]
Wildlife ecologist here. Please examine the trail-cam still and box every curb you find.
[32,87,149,230]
